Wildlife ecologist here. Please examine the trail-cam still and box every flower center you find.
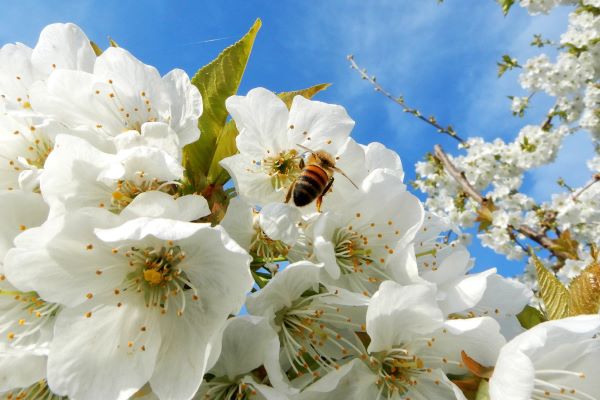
[110,177,180,213]
[124,244,198,315]
[275,292,363,379]
[25,135,53,169]
[332,227,390,295]
[369,347,427,397]
[202,379,258,400]
[333,227,373,271]
[260,149,302,190]
[249,227,289,264]
[3,379,66,400]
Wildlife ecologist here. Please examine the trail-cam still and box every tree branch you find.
[434,144,574,261]
[433,145,484,203]
[348,55,467,145]
[572,173,600,201]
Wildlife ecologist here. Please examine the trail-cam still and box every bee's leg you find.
[299,158,305,169]
[316,177,334,212]
[285,181,295,204]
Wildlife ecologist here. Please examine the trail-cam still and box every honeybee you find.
[285,144,358,212]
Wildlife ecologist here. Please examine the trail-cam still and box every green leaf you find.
[496,54,520,77]
[533,255,569,320]
[516,305,546,329]
[184,18,262,190]
[497,0,515,15]
[568,262,600,316]
[207,120,239,186]
[89,41,103,56]
[278,83,331,109]
[475,380,490,400]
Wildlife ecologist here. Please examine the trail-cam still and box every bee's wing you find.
[332,166,359,189]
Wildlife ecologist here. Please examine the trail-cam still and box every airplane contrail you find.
[179,37,231,46]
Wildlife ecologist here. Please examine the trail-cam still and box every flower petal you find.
[121,192,209,221]
[161,69,202,146]
[0,346,46,392]
[259,203,301,244]
[367,281,443,353]
[31,23,95,75]
[227,87,289,159]
[288,95,354,156]
[47,291,162,400]
[246,261,321,316]
[150,293,224,400]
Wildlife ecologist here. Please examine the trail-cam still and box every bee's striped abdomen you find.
[293,165,329,207]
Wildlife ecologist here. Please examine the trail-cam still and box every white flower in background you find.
[489,315,600,400]
[0,23,95,111]
[396,213,532,338]
[0,23,99,192]
[246,262,368,386]
[505,125,568,169]
[0,190,53,396]
[581,83,600,140]
[511,96,530,116]
[4,208,252,400]
[0,191,52,357]
[40,134,208,218]
[519,0,568,15]
[557,256,595,283]
[220,87,354,206]
[0,113,66,192]
[308,170,423,295]
[28,46,202,149]
[561,9,600,48]
[197,316,290,400]
[299,281,505,400]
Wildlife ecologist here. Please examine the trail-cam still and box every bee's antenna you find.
[332,166,359,190]
[296,143,316,154]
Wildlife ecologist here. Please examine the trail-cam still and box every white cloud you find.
[299,2,589,202]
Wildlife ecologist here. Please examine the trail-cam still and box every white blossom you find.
[490,315,600,400]
[4,209,252,400]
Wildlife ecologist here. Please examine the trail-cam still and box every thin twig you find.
[434,144,574,260]
[433,145,484,203]
[347,55,467,145]
[572,173,600,201]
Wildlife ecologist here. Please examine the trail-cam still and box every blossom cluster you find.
[0,23,598,400]
[414,0,600,281]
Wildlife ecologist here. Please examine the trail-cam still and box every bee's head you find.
[313,150,336,169]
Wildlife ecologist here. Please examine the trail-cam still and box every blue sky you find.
[0,1,591,276]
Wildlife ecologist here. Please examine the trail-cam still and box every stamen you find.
[332,227,391,294]
[202,377,259,400]
[275,292,362,378]
[1,379,65,400]
[259,149,302,190]
[110,178,180,213]
[121,244,195,314]
[368,346,428,398]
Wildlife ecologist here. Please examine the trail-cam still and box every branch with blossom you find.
[349,1,600,291]
[0,4,599,400]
